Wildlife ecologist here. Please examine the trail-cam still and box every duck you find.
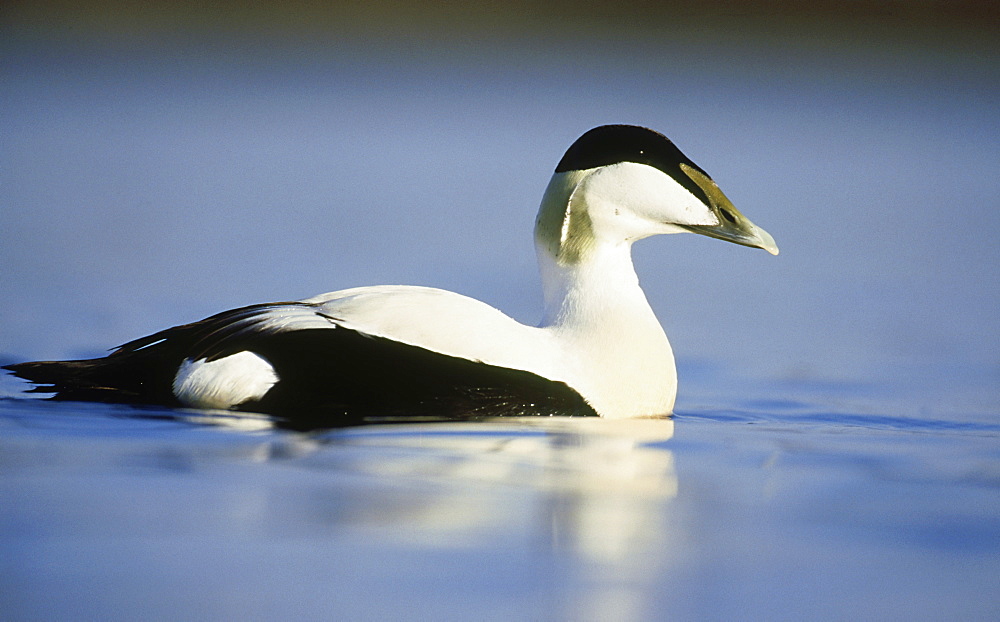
[5,125,777,427]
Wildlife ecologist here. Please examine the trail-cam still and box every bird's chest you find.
[557,319,677,418]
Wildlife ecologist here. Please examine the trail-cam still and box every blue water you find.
[2,26,999,621]
[2,398,998,620]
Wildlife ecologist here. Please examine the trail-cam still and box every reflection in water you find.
[6,400,999,619]
[1,402,678,620]
[271,417,678,621]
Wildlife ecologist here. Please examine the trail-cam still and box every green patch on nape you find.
[534,171,596,266]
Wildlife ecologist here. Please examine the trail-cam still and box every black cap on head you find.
[555,125,711,203]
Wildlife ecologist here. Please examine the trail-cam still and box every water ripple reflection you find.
[3,399,998,619]
[1,400,680,620]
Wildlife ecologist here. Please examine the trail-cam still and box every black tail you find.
[4,352,182,405]
[3,301,296,406]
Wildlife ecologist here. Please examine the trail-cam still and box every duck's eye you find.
[720,208,738,224]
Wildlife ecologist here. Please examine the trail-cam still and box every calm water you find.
[2,397,999,620]
[2,26,999,621]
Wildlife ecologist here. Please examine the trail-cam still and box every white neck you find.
[534,239,677,418]
[537,240,643,327]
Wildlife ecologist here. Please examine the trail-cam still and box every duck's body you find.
[6,125,777,427]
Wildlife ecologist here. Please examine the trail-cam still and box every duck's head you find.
[535,125,778,264]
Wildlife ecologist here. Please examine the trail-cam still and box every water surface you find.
[2,18,999,621]
[2,397,998,620]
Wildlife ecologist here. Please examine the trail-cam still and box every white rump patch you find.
[173,351,279,410]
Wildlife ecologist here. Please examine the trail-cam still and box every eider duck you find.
[5,125,777,427]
